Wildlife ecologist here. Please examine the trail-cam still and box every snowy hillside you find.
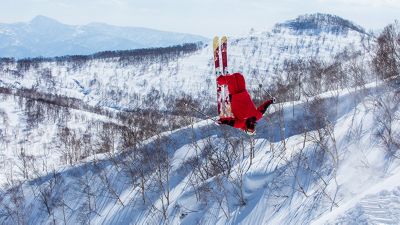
[0,14,374,112]
[0,79,399,224]
[0,15,208,58]
[0,13,376,183]
[1,13,399,225]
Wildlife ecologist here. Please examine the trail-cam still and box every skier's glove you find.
[218,118,235,127]
[272,97,276,103]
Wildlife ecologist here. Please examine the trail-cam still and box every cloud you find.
[318,0,400,8]
[1,0,398,36]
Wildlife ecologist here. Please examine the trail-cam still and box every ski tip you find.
[213,36,219,43]
[213,36,219,50]
[221,36,227,43]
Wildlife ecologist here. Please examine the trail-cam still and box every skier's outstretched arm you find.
[257,98,275,114]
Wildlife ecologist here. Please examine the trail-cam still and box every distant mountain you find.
[273,13,368,35]
[0,15,208,58]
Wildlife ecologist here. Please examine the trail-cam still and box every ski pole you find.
[264,88,273,98]
[184,102,218,122]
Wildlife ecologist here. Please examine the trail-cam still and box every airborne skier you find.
[216,73,275,135]
[214,36,275,135]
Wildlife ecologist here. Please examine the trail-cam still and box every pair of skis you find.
[213,36,233,118]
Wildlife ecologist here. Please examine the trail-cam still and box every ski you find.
[213,36,221,76]
[221,36,228,74]
[213,36,223,117]
[220,36,233,117]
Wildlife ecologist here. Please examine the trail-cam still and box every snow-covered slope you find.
[1,79,399,225]
[0,14,373,112]
[2,13,398,225]
[0,91,124,184]
[0,15,208,58]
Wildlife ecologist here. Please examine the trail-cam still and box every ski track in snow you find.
[314,172,400,225]
[340,188,400,225]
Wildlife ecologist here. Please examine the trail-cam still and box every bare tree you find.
[373,21,400,80]
[77,164,101,224]
[374,91,400,159]
[32,170,65,225]
[16,147,35,180]
[0,181,27,225]
[152,134,173,222]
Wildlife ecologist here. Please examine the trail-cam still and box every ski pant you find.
[219,98,273,126]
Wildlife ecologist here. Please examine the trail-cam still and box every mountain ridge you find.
[274,13,368,35]
[0,15,208,58]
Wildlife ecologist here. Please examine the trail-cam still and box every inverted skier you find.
[217,72,275,135]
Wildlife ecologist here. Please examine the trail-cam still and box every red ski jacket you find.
[217,73,263,130]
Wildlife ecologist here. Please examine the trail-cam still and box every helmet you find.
[245,117,257,135]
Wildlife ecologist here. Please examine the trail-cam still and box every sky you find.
[0,0,399,37]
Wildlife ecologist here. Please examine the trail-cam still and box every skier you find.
[217,72,275,135]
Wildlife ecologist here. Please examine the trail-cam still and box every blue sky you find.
[1,0,398,37]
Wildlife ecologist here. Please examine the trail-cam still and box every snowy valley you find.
[0,13,400,225]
